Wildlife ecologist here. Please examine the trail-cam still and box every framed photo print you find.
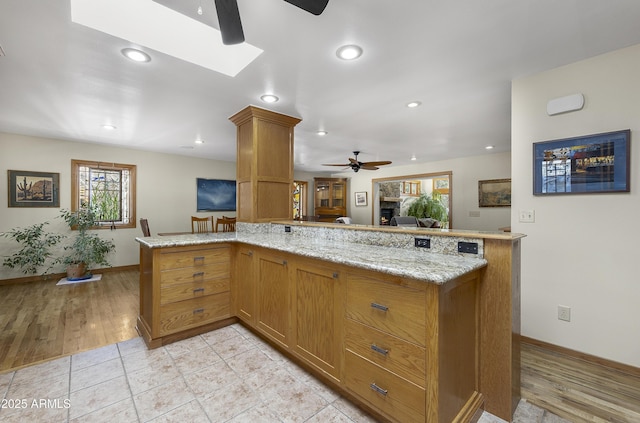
[354,191,368,206]
[8,170,60,207]
[533,129,630,195]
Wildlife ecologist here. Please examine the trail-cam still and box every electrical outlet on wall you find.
[558,305,571,322]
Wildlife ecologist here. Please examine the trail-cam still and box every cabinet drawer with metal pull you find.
[346,273,426,346]
[159,292,230,336]
[345,318,426,387]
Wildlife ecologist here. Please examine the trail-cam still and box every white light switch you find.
[519,210,535,223]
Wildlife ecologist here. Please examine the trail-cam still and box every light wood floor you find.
[0,269,139,372]
[2,269,640,423]
[521,339,640,422]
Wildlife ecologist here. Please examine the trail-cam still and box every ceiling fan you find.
[215,0,330,45]
[323,151,392,173]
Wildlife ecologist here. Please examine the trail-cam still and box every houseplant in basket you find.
[406,192,449,227]
[60,206,115,280]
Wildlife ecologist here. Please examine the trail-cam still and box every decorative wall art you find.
[533,129,630,195]
[196,178,236,211]
[354,191,368,206]
[478,178,511,207]
[8,170,60,207]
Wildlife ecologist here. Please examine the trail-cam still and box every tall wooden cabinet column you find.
[230,106,301,222]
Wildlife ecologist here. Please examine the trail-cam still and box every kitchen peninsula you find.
[136,221,524,423]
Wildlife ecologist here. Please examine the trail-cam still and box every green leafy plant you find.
[59,207,115,270]
[1,222,64,275]
[406,192,449,223]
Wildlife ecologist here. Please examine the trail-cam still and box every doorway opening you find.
[372,171,452,228]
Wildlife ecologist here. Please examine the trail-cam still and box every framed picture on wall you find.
[196,178,236,211]
[354,191,368,206]
[533,129,630,195]
[8,170,60,207]
[478,178,511,207]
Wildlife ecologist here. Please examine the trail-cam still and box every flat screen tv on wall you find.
[196,178,236,211]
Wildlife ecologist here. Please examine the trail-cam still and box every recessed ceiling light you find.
[260,94,279,103]
[102,124,116,130]
[336,44,363,60]
[485,145,495,150]
[317,130,328,136]
[121,48,151,63]
[406,101,422,108]
[195,139,204,144]
[411,155,417,161]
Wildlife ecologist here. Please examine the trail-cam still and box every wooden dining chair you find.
[140,218,151,237]
[216,217,236,233]
[191,216,213,233]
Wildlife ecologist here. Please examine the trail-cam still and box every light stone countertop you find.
[136,232,487,285]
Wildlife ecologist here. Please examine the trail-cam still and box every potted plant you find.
[406,192,449,227]
[1,221,64,276]
[60,207,115,280]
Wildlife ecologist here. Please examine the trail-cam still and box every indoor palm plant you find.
[60,206,115,279]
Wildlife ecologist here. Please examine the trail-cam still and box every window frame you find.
[71,159,137,230]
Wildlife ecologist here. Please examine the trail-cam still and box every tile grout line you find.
[116,341,142,423]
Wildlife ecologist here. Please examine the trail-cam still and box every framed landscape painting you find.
[533,129,630,195]
[8,170,60,207]
[196,178,236,211]
[478,178,511,207]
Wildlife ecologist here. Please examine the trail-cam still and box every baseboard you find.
[0,264,139,286]
[521,335,640,378]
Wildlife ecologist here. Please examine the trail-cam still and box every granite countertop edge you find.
[135,233,487,285]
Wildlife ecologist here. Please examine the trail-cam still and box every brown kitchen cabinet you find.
[314,177,347,222]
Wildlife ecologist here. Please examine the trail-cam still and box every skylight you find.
[70,0,263,77]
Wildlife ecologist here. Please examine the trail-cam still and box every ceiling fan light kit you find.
[323,151,392,173]
[215,0,330,45]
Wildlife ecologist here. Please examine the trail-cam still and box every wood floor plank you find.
[522,341,640,423]
[0,270,139,372]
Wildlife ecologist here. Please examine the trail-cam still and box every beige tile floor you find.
[0,323,569,422]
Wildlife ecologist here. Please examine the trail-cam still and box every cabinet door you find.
[234,246,255,325]
[292,260,343,381]
[256,251,290,348]
[315,180,330,208]
[331,181,345,208]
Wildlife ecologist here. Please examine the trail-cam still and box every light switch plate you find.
[519,210,535,223]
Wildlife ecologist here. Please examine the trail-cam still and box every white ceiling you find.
[2,0,640,172]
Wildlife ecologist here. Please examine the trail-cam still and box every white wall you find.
[0,133,236,279]
[512,44,640,367]
[332,151,511,231]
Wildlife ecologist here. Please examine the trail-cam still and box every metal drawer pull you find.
[247,251,253,256]
[282,260,287,266]
[194,256,205,262]
[193,288,205,294]
[193,272,205,277]
[370,383,388,396]
[193,308,204,314]
[370,302,389,312]
[371,344,389,356]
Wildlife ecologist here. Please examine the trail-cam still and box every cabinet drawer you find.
[344,351,425,423]
[159,292,231,336]
[346,274,426,346]
[160,278,230,305]
[160,262,230,286]
[159,247,229,271]
[345,319,425,387]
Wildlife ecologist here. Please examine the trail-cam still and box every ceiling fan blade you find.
[322,163,351,166]
[359,165,380,171]
[361,160,392,167]
[283,0,330,15]
[214,0,245,45]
